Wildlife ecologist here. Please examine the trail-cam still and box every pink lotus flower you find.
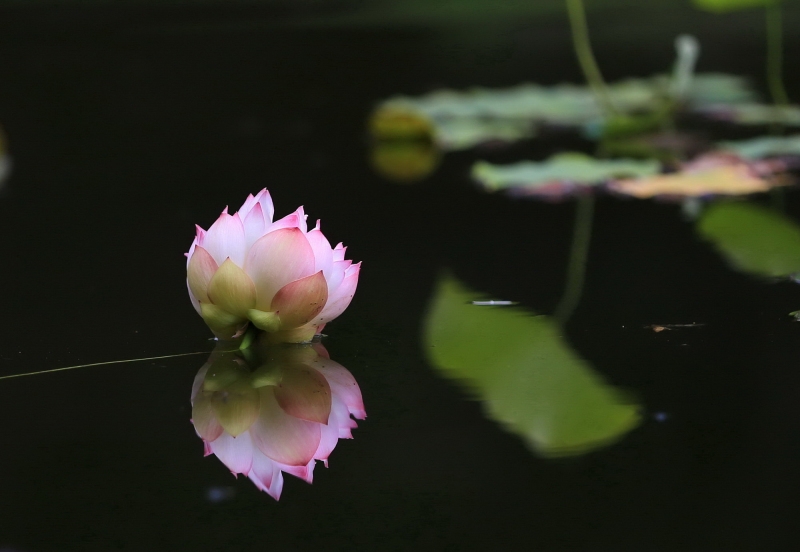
[187,189,361,342]
[191,341,366,500]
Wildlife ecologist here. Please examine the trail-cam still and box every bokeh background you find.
[1,1,800,551]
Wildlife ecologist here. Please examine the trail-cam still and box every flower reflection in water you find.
[424,274,640,458]
[191,337,365,500]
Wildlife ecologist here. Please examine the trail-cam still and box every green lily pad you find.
[373,73,756,151]
[697,202,800,277]
[423,274,641,458]
[473,153,660,194]
[686,73,758,105]
[700,103,800,125]
[718,134,800,159]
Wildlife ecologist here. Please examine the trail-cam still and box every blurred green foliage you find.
[473,153,659,192]
[693,0,783,13]
[423,274,640,457]
[698,201,800,277]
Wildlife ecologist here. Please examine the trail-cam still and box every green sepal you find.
[248,309,281,332]
[238,325,258,351]
[200,302,246,339]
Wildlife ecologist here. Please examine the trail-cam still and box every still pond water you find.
[1,5,800,551]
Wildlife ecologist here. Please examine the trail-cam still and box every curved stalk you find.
[554,194,595,325]
[565,0,618,117]
[766,0,790,108]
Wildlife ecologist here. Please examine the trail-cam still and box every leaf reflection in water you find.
[697,201,800,278]
[423,275,640,458]
[191,338,365,500]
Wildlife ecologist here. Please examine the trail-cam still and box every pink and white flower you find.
[186,189,360,341]
[191,342,366,500]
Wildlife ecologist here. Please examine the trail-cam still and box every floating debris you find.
[646,323,706,332]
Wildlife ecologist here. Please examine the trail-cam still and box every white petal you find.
[203,213,247,267]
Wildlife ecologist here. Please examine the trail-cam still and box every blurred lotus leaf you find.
[433,118,537,150]
[686,73,758,105]
[371,96,536,150]
[718,134,800,160]
[370,140,441,183]
[423,274,640,458]
[602,131,708,161]
[473,153,659,199]
[609,153,782,199]
[697,202,800,277]
[693,0,783,12]
[699,103,800,125]
[372,74,755,151]
[588,109,672,141]
[369,104,436,140]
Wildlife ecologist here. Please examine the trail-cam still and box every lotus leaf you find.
[423,274,640,457]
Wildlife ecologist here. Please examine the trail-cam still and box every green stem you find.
[766,0,790,108]
[0,350,225,381]
[554,194,595,325]
[565,0,618,117]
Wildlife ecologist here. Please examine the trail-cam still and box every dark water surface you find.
[2,5,800,552]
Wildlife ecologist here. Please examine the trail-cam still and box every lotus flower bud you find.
[191,340,366,500]
[186,189,361,341]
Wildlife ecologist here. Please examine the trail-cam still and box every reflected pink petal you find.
[277,459,315,484]
[274,363,332,424]
[248,448,278,492]
[315,395,347,460]
[251,387,322,466]
[313,356,366,420]
[208,431,255,476]
[192,392,225,442]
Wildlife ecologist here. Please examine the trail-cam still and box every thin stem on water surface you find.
[0,350,226,381]
[766,0,790,109]
[554,194,595,325]
[565,0,618,117]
